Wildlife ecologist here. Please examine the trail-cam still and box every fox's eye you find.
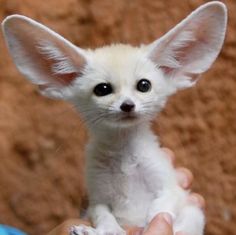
[137,79,151,92]
[93,83,113,96]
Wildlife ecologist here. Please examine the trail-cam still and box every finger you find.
[162,148,175,166]
[188,193,206,209]
[143,213,173,235]
[125,226,143,235]
[176,167,194,189]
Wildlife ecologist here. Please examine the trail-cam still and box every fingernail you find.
[134,231,142,235]
[159,213,173,225]
[181,175,188,188]
[182,178,189,188]
[178,171,189,188]
[189,195,202,208]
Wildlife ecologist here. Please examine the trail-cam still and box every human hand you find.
[161,147,205,209]
[47,148,205,235]
[132,148,205,235]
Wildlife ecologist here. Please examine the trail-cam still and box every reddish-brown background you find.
[0,0,235,234]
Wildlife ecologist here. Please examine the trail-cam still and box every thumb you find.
[143,213,173,235]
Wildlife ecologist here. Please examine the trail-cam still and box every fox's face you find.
[1,2,227,129]
[68,44,174,128]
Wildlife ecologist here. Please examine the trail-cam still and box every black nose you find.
[120,100,135,112]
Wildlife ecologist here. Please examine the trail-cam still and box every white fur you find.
[1,2,227,235]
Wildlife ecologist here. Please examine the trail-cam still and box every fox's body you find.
[86,124,175,227]
[1,2,227,235]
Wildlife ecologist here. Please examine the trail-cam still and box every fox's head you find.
[2,2,227,128]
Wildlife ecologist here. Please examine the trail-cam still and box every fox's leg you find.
[147,187,204,235]
[70,204,125,235]
[174,204,205,235]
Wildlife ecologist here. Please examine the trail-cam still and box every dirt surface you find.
[0,0,235,234]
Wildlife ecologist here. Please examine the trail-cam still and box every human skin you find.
[47,148,205,235]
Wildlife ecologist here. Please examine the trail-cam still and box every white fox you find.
[2,2,227,235]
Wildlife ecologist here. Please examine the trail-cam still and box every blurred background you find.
[0,0,235,234]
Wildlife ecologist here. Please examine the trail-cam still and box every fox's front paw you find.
[70,225,97,235]
[69,224,126,235]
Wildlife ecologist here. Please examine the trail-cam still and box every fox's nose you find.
[120,100,135,112]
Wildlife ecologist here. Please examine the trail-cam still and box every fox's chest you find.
[86,133,160,225]
[86,151,156,226]
[108,164,155,226]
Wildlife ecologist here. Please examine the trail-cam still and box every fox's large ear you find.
[147,2,227,89]
[2,15,87,99]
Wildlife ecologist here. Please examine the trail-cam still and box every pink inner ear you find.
[37,72,77,90]
[159,66,175,75]
[38,71,82,91]
[36,44,85,87]
[4,17,87,88]
[160,64,200,82]
[56,72,79,85]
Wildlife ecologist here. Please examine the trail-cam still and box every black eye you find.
[93,83,113,96]
[137,79,151,92]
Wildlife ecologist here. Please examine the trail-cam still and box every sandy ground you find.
[0,0,235,234]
